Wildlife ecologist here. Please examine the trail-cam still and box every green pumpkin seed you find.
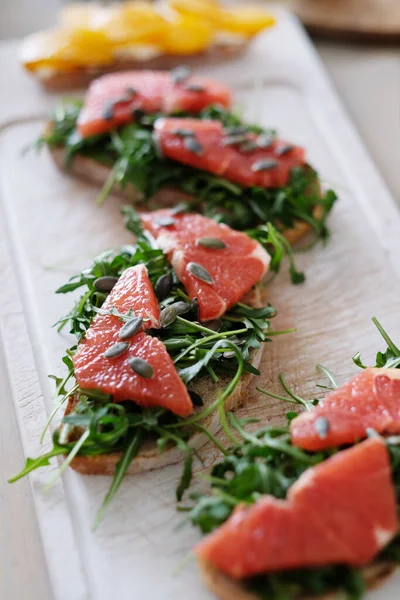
[102,102,115,121]
[171,65,191,84]
[170,202,189,215]
[94,276,119,292]
[132,108,146,121]
[224,126,248,135]
[154,273,173,299]
[222,134,249,147]
[127,357,154,379]
[184,83,205,92]
[184,137,203,155]
[104,342,130,359]
[257,134,273,148]
[160,305,178,328]
[240,140,258,153]
[197,237,226,250]
[187,262,214,285]
[203,318,222,332]
[315,416,330,439]
[119,316,143,340]
[276,145,294,156]
[172,128,195,138]
[172,301,192,316]
[251,159,278,172]
[154,215,176,226]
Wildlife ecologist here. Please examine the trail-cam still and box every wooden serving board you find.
[1,8,400,600]
[292,0,400,42]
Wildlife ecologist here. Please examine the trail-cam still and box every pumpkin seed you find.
[187,262,214,284]
[132,108,146,122]
[104,342,130,359]
[154,272,173,299]
[240,140,259,153]
[126,86,137,96]
[257,134,273,148]
[251,159,278,172]
[152,131,164,159]
[154,215,176,226]
[189,390,203,406]
[160,305,178,328]
[184,83,205,92]
[102,102,114,121]
[184,137,203,155]
[197,237,226,250]
[315,416,330,439]
[222,134,249,147]
[119,316,143,340]
[94,276,119,292]
[170,202,189,215]
[203,318,222,332]
[127,357,154,379]
[172,128,195,138]
[172,301,192,316]
[276,144,294,156]
[171,65,191,84]
[224,126,248,135]
[190,298,199,319]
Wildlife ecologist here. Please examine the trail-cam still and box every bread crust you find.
[199,558,397,600]
[32,42,249,91]
[48,138,323,245]
[65,286,265,475]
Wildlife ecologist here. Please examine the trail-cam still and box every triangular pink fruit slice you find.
[73,264,193,417]
[154,118,305,189]
[77,71,231,138]
[291,368,400,451]
[141,210,271,321]
[196,438,398,577]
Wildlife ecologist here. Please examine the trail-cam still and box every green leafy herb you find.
[353,317,400,369]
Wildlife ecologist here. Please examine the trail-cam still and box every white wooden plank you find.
[0,8,400,600]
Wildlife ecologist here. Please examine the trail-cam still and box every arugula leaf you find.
[93,429,144,529]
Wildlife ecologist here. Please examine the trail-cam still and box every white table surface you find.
[0,4,399,600]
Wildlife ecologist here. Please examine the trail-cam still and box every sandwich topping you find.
[10,214,280,525]
[187,319,400,600]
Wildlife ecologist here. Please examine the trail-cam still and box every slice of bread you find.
[65,286,265,475]
[199,558,397,600]
[33,42,249,91]
[48,132,323,246]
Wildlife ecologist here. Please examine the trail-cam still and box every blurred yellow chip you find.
[161,15,214,54]
[20,28,114,70]
[218,7,276,36]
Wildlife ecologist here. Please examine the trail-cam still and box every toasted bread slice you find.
[48,130,323,246]
[199,558,397,600]
[32,42,249,91]
[65,286,265,475]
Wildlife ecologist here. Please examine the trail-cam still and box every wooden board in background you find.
[1,8,400,600]
[292,0,400,42]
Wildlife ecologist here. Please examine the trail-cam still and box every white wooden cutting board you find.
[1,8,400,600]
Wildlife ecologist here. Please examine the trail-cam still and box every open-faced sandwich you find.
[189,319,400,599]
[20,0,275,89]
[10,211,286,524]
[37,67,337,276]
